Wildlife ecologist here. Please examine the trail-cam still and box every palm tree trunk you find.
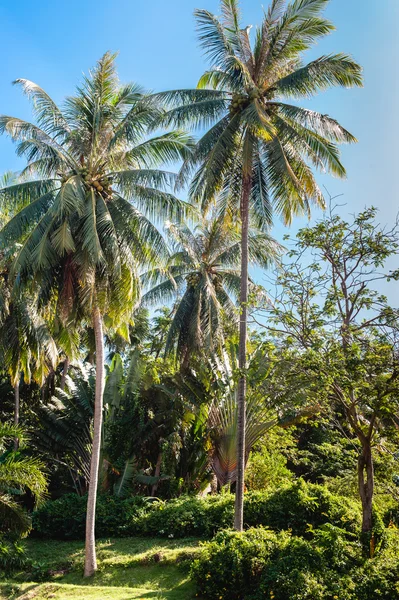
[84,306,105,577]
[60,355,70,391]
[234,173,252,531]
[13,380,20,451]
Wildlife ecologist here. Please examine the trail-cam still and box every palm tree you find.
[0,177,57,446]
[142,214,281,366]
[0,52,193,575]
[158,0,363,529]
[0,287,58,445]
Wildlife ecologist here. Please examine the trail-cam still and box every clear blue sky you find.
[0,0,398,295]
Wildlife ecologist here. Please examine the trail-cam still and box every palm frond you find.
[275,53,363,98]
[13,79,70,139]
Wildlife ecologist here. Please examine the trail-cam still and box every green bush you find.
[32,494,148,540]
[134,494,234,538]
[0,537,29,573]
[191,528,287,599]
[245,479,361,536]
[191,526,399,600]
[32,480,361,540]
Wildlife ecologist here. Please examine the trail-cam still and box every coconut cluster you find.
[186,273,200,287]
[229,88,263,116]
[229,93,249,115]
[81,167,114,198]
[59,168,114,198]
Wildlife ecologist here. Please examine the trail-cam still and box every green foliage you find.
[0,536,29,573]
[245,429,294,491]
[142,216,281,365]
[0,423,47,537]
[161,0,362,224]
[32,480,360,540]
[245,480,361,536]
[0,53,194,347]
[191,526,399,600]
[134,495,234,538]
[191,528,287,599]
[32,494,149,540]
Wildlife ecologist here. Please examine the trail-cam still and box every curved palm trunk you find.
[14,380,20,451]
[234,173,252,531]
[60,355,70,391]
[84,306,105,577]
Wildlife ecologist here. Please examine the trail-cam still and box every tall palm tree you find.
[158,0,363,530]
[142,214,281,366]
[0,52,193,575]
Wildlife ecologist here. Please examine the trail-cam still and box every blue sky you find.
[0,0,398,296]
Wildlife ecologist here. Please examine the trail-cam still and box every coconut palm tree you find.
[158,0,363,529]
[142,214,282,366]
[0,176,58,446]
[0,52,193,575]
[0,287,58,443]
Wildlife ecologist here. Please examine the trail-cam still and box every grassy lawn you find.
[0,537,201,599]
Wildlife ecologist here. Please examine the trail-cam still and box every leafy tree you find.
[258,207,399,547]
[0,52,193,575]
[143,214,281,366]
[159,0,362,529]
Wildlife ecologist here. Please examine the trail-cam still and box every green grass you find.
[0,537,201,599]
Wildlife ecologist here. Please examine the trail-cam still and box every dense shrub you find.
[191,526,399,600]
[191,528,288,599]
[32,494,149,539]
[0,537,29,573]
[32,480,361,540]
[245,479,361,536]
[134,494,234,538]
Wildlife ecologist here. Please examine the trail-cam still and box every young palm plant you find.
[158,0,363,529]
[0,423,47,537]
[0,52,193,575]
[142,214,282,366]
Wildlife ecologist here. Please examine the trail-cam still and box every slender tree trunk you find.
[84,306,105,577]
[358,439,374,536]
[151,452,162,496]
[13,380,20,451]
[60,355,70,391]
[234,173,252,531]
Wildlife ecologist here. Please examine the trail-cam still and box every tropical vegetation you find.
[0,1,398,599]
